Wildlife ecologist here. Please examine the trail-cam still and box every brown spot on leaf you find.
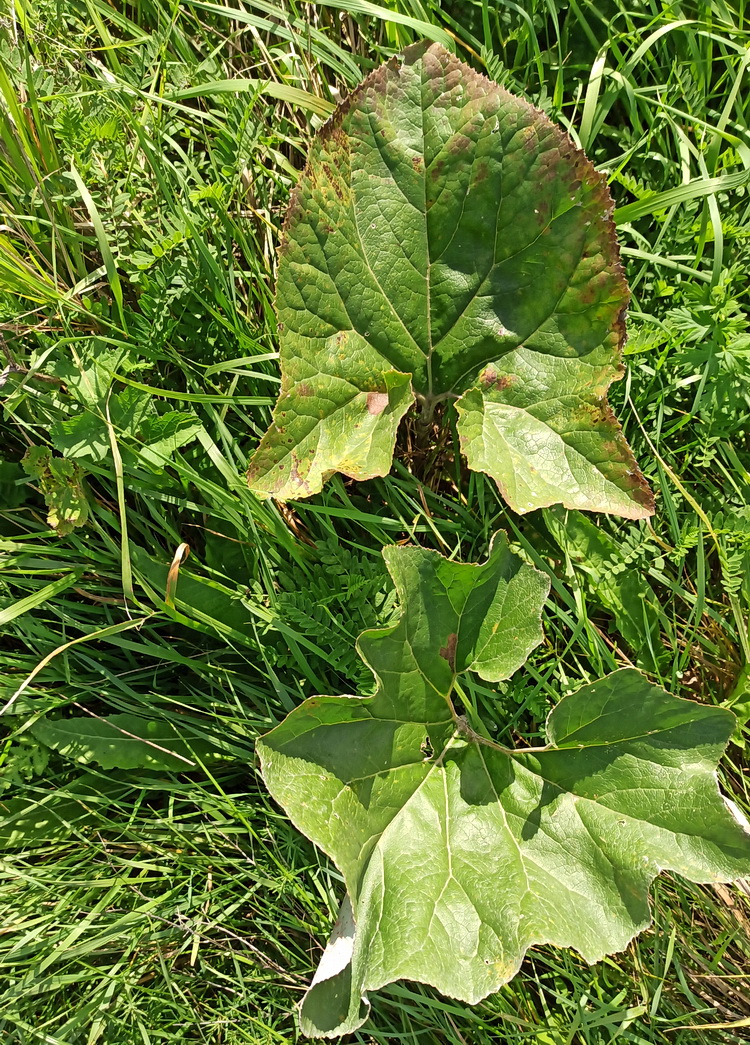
[632,484,656,510]
[366,391,389,415]
[322,163,344,200]
[297,383,313,397]
[521,126,538,151]
[290,452,312,495]
[448,133,471,154]
[439,633,458,672]
[411,155,424,173]
[480,366,514,392]
[328,126,348,149]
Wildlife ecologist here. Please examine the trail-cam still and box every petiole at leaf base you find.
[257,535,750,1037]
[248,42,654,520]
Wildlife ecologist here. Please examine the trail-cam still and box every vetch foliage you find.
[248,42,654,519]
[258,536,750,1037]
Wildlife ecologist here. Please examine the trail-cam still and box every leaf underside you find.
[248,41,654,519]
[258,536,750,1037]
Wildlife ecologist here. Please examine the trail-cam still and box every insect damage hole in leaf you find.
[257,534,750,1038]
[247,41,654,519]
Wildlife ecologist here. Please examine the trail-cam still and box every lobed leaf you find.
[248,42,653,519]
[22,446,88,536]
[51,380,203,472]
[258,537,750,1037]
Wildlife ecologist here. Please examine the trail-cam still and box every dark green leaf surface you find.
[31,714,234,771]
[0,774,130,848]
[258,539,749,1037]
[248,42,653,519]
[50,386,202,472]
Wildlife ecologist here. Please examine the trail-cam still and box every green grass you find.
[1,0,750,1041]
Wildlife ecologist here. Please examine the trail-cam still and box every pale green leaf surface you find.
[248,42,653,518]
[258,540,750,1037]
[50,387,202,470]
[455,351,652,519]
[50,387,152,461]
[50,411,110,462]
[52,347,127,406]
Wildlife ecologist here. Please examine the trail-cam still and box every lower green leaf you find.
[257,539,750,1037]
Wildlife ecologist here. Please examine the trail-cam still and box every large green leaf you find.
[258,537,750,1037]
[248,42,653,519]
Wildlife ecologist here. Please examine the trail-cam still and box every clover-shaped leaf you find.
[258,536,750,1037]
[248,42,653,519]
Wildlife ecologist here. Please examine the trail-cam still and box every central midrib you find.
[416,73,507,398]
[420,68,434,398]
